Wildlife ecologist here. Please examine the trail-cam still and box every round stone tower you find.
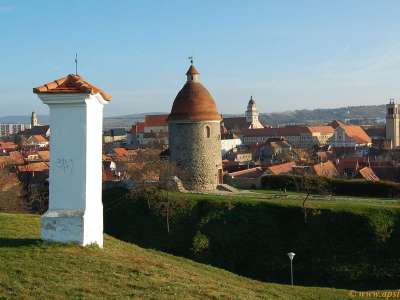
[168,63,223,191]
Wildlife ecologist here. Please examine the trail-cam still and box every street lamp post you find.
[287,252,295,286]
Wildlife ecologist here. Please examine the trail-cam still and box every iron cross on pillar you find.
[75,53,78,75]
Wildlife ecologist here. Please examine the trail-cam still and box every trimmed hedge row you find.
[260,174,400,198]
[104,188,400,290]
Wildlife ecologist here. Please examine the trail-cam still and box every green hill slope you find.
[0,212,369,299]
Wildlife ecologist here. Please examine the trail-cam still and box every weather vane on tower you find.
[188,56,194,65]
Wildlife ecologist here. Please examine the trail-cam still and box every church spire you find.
[31,111,38,127]
[245,96,264,129]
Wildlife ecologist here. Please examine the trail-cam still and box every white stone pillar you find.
[34,76,110,247]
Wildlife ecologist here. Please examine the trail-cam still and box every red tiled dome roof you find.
[168,65,221,122]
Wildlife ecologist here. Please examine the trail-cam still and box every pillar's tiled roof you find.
[33,74,111,101]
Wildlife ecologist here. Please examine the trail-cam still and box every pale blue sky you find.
[1,0,400,117]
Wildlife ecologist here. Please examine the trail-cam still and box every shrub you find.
[191,231,209,258]
[260,175,400,198]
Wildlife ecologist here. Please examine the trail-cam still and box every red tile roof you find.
[131,122,145,134]
[342,125,372,144]
[102,169,115,181]
[144,114,168,127]
[18,162,49,172]
[359,167,380,181]
[267,162,296,175]
[102,154,112,161]
[335,157,387,175]
[229,167,265,179]
[0,142,18,151]
[30,135,48,143]
[329,120,371,145]
[0,156,10,167]
[312,161,338,178]
[8,151,24,165]
[316,151,333,161]
[113,147,128,158]
[242,126,311,137]
[37,150,50,161]
[33,74,112,101]
[222,117,251,131]
[308,126,335,135]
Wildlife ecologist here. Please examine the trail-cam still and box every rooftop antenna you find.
[75,53,78,75]
[188,56,194,65]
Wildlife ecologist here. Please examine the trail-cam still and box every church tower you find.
[245,96,264,129]
[386,99,400,149]
[168,63,222,191]
[31,111,38,127]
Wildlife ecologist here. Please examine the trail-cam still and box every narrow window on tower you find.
[205,126,211,138]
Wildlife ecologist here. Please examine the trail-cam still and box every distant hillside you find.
[103,112,165,129]
[0,105,387,128]
[0,115,49,124]
[260,105,386,126]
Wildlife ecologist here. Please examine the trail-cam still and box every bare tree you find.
[125,147,189,227]
[0,164,11,191]
[28,185,49,214]
[126,149,162,189]
[292,148,313,164]
[290,172,329,224]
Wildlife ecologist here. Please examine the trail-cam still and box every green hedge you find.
[103,188,400,290]
[260,175,400,198]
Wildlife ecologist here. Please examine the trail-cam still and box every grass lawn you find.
[0,212,386,299]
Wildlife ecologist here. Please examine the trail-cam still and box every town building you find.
[143,114,169,146]
[1,111,45,138]
[241,125,334,148]
[221,136,242,156]
[224,146,253,163]
[24,134,49,149]
[0,141,18,153]
[130,114,169,146]
[363,126,385,149]
[225,167,265,189]
[311,160,338,178]
[103,128,127,144]
[328,120,372,149]
[31,111,39,127]
[266,161,296,175]
[259,138,292,162]
[19,125,50,139]
[222,96,265,133]
[0,123,31,137]
[385,99,400,149]
[357,166,380,181]
[168,63,223,191]
[245,96,264,129]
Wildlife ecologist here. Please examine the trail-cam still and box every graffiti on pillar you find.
[55,158,74,174]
